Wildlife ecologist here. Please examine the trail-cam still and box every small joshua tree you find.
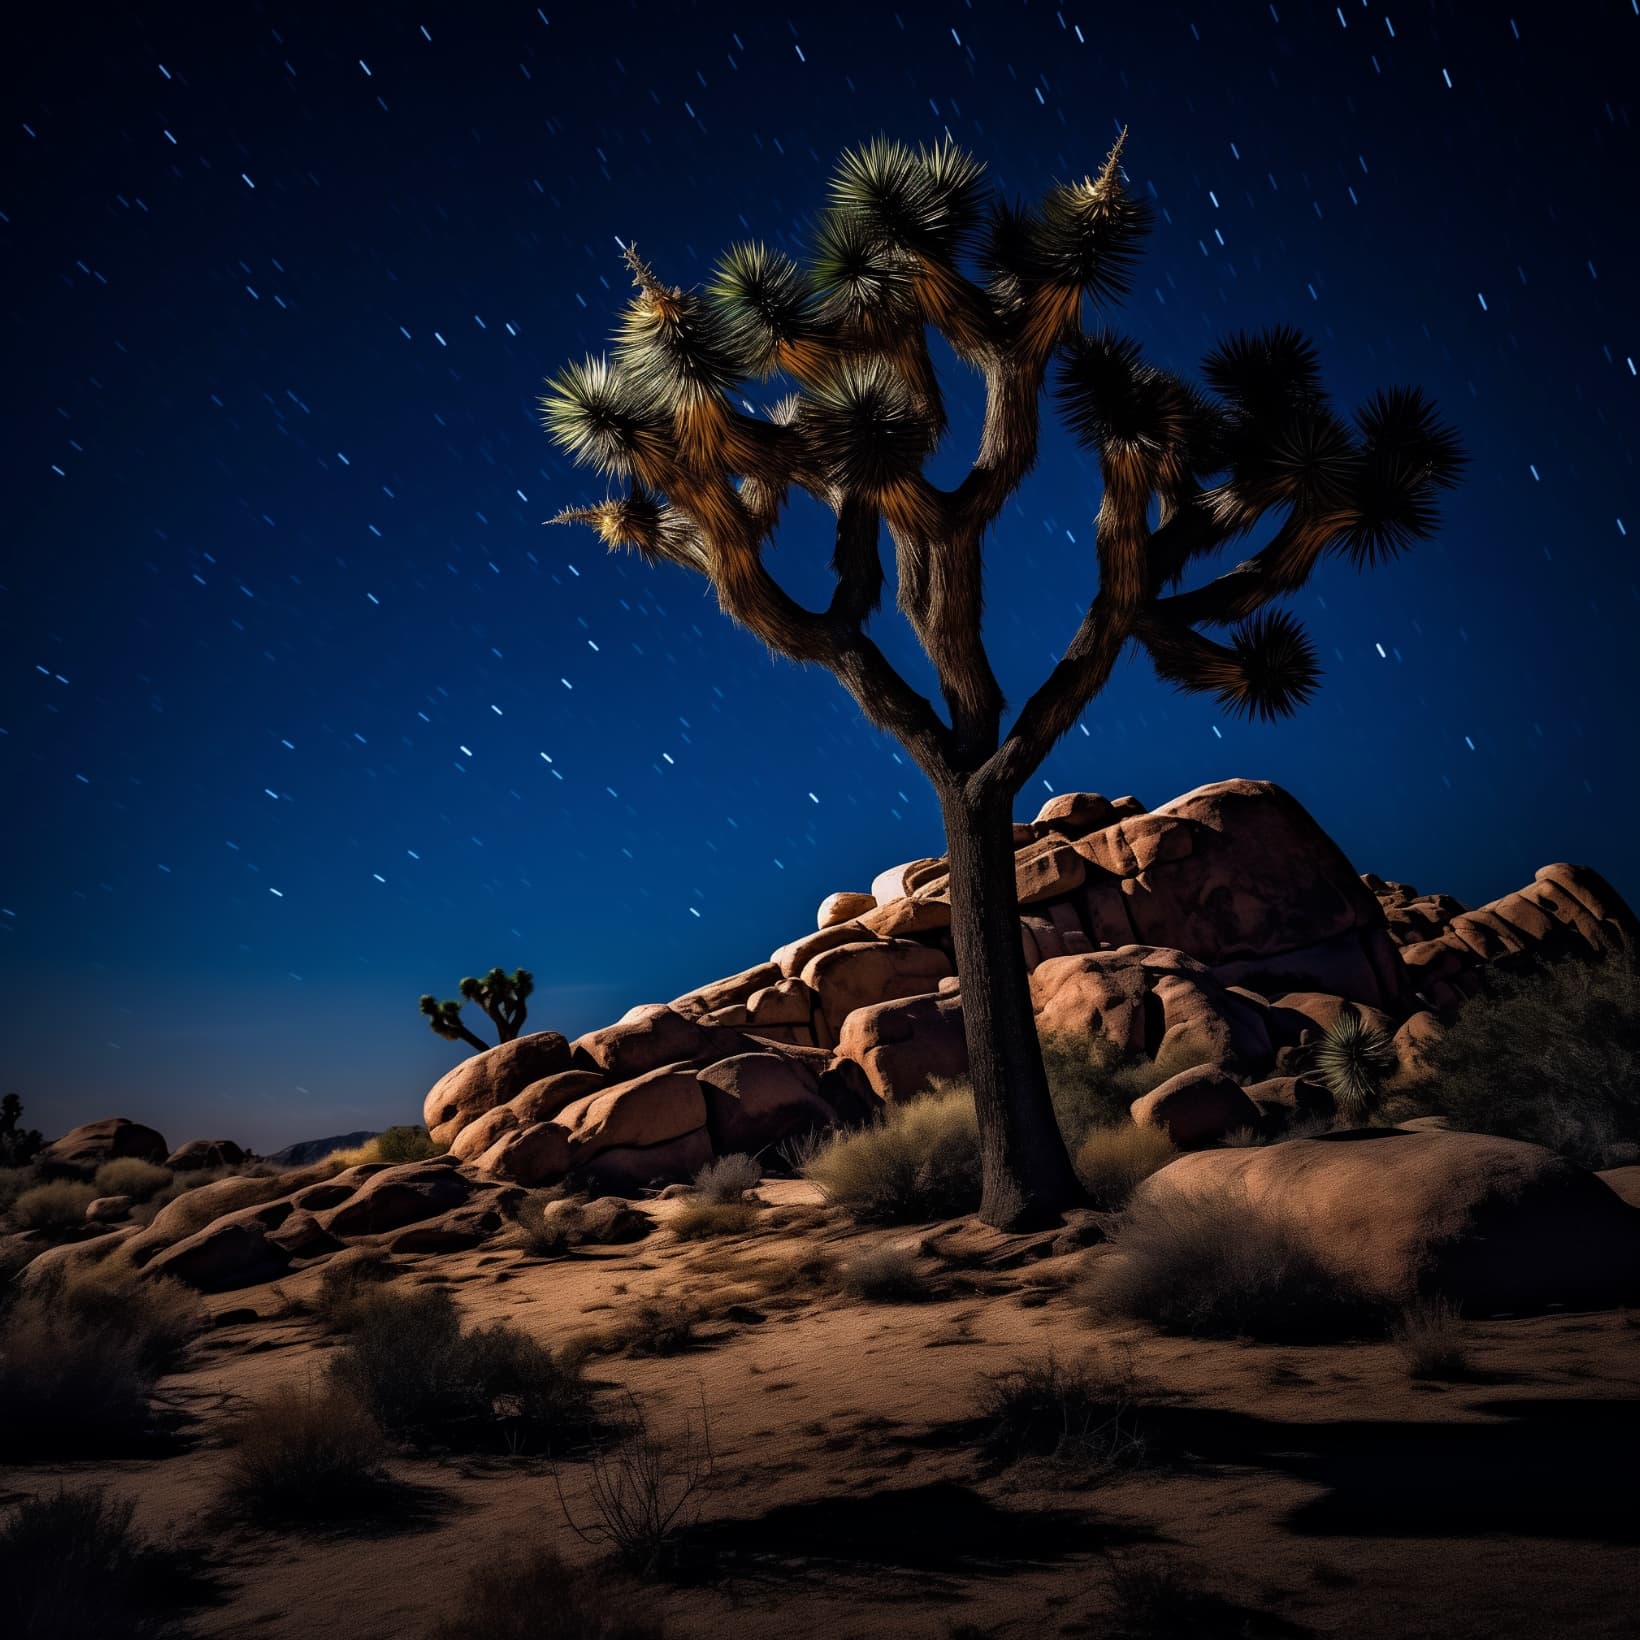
[419,967,534,1053]
[0,1092,42,1168]
[543,133,1462,1226]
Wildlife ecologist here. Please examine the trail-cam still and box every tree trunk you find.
[939,783,1082,1228]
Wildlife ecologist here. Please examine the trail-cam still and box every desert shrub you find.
[0,1093,44,1169]
[1424,954,1640,1167]
[1081,1182,1381,1341]
[669,1201,757,1240]
[0,1485,201,1640]
[327,1286,589,1447]
[617,1299,699,1358]
[974,1350,1145,1478]
[11,1180,99,1233]
[1043,1036,1176,1150]
[1314,1005,1397,1123]
[515,1194,574,1258]
[802,1083,981,1223]
[554,1388,714,1577]
[92,1159,173,1202]
[372,1124,440,1163]
[692,1152,760,1204]
[313,1249,398,1330]
[839,1244,931,1302]
[225,1381,389,1519]
[1101,1552,1273,1640]
[1,1165,41,1215]
[429,1544,666,1640]
[1073,1124,1177,1211]
[46,1258,203,1374]
[1391,1296,1471,1380]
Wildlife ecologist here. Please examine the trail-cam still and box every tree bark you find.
[939,783,1082,1228]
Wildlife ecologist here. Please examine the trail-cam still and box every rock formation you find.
[416,778,1633,1188]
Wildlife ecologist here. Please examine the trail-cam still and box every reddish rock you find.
[574,1130,714,1196]
[557,1062,708,1160]
[1130,1067,1262,1147]
[321,1161,473,1238]
[836,990,968,1103]
[569,1006,710,1082]
[669,962,782,1018]
[697,1053,836,1154]
[818,891,877,929]
[800,939,953,1039]
[1033,791,1125,836]
[145,1218,291,1292]
[40,1118,169,1176]
[423,1032,572,1147]
[165,1138,247,1172]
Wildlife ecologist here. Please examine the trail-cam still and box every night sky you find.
[5,2,1636,1152]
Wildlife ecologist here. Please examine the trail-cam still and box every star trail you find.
[3,1,1635,1148]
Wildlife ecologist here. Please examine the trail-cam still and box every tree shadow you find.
[674,1479,1151,1593]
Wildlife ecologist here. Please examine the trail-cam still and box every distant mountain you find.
[265,1130,379,1169]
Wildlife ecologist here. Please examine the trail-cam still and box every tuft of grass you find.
[669,1201,757,1240]
[0,1486,205,1640]
[313,1249,398,1331]
[1313,1005,1396,1123]
[0,1166,40,1216]
[616,1299,699,1358]
[1073,1124,1177,1211]
[326,1286,591,1448]
[1102,1552,1276,1639]
[225,1381,390,1520]
[324,1124,441,1168]
[1423,953,1640,1168]
[1042,1036,1174,1150]
[428,1544,667,1639]
[92,1159,173,1202]
[515,1193,575,1258]
[974,1350,1146,1479]
[838,1244,931,1302]
[11,1180,100,1233]
[1391,1296,1471,1380]
[1081,1182,1382,1342]
[0,1261,204,1458]
[802,1083,981,1223]
[692,1152,760,1204]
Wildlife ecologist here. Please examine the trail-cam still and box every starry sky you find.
[5,1,1636,1152]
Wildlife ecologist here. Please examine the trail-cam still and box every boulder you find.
[575,1196,653,1244]
[1012,837,1088,906]
[40,1118,169,1176]
[145,1218,291,1292]
[165,1138,246,1172]
[1599,1166,1640,1211]
[869,856,946,905]
[800,939,953,1039]
[1269,992,1398,1040]
[669,962,783,1018]
[84,1195,132,1223]
[423,1032,572,1147]
[1033,791,1125,836]
[1130,1067,1262,1147]
[836,990,968,1103]
[570,1006,711,1082]
[132,1174,288,1252]
[574,1129,714,1196]
[858,896,953,939]
[448,1105,524,1163]
[770,924,876,979]
[263,1209,342,1259]
[697,1053,836,1154]
[557,1063,708,1160]
[818,891,877,929]
[1391,1010,1444,1087]
[321,1161,474,1238]
[1132,1128,1640,1311]
[387,1195,521,1254]
[477,1122,572,1186]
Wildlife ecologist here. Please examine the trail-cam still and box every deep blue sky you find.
[4,2,1635,1151]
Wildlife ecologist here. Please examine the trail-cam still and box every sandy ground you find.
[6,1183,1639,1640]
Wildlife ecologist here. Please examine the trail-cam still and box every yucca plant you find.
[543,133,1464,1227]
[1314,1004,1398,1122]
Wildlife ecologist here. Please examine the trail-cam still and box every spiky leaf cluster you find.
[419,994,473,1043]
[538,356,658,479]
[828,136,989,259]
[1032,137,1152,303]
[1148,609,1321,723]
[1056,331,1198,486]
[1343,387,1466,565]
[1314,1004,1398,1122]
[615,249,753,414]
[799,359,932,496]
[708,243,817,377]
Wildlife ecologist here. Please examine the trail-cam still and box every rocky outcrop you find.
[423,1032,572,1148]
[166,1138,247,1172]
[39,1118,169,1177]
[1131,1128,1640,1312]
[396,776,1633,1197]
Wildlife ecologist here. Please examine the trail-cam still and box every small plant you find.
[838,1244,931,1302]
[1391,1296,1471,1380]
[428,1545,666,1640]
[11,1180,99,1232]
[692,1151,760,1204]
[1423,953,1640,1167]
[1073,1124,1177,1211]
[1313,1004,1397,1123]
[313,1249,398,1330]
[326,1286,590,1447]
[554,1388,714,1577]
[1102,1552,1264,1639]
[669,1201,757,1240]
[372,1125,439,1163]
[420,966,534,1052]
[515,1193,575,1258]
[974,1350,1146,1479]
[1081,1182,1381,1341]
[46,1258,204,1374]
[802,1083,981,1223]
[1042,1037,1174,1150]
[0,1485,201,1640]
[92,1159,173,1201]
[225,1381,390,1520]
[618,1299,699,1357]
[0,1092,43,1169]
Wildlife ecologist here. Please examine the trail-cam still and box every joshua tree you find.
[0,1091,42,1168]
[541,134,1463,1226]
[419,967,534,1053]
